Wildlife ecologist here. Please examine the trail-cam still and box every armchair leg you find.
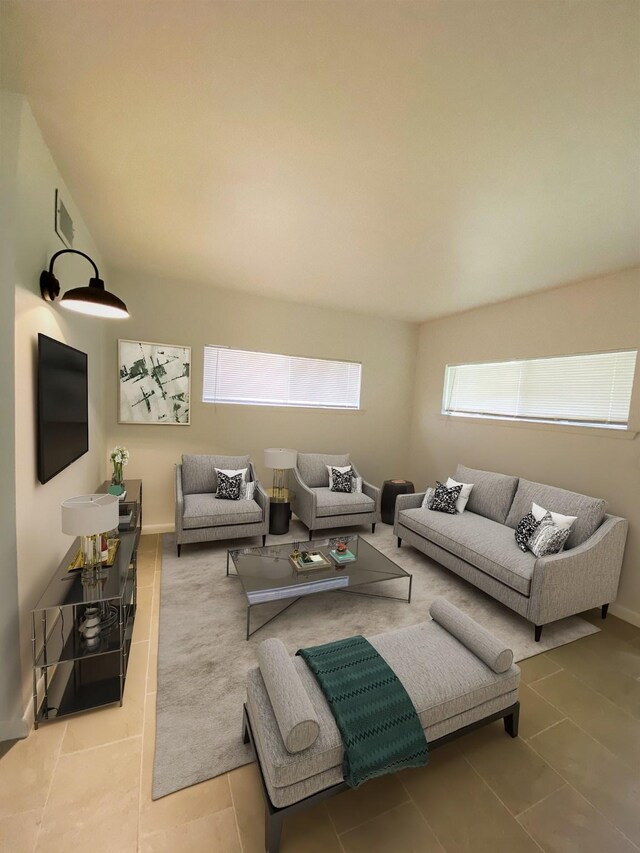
[534,624,543,642]
[371,523,376,534]
[177,544,181,557]
[265,810,283,853]
[309,529,313,540]
[601,604,609,619]
[397,537,402,548]
[262,534,267,547]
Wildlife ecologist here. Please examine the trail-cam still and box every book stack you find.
[329,548,356,565]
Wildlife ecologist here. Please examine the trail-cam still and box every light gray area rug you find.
[153,520,598,799]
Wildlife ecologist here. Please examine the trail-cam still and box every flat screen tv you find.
[37,334,89,484]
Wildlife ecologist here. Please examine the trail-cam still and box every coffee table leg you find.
[246,604,251,641]
[226,550,230,577]
[408,573,413,604]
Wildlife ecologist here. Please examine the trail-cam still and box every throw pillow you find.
[445,477,474,513]
[527,512,571,557]
[216,471,243,500]
[351,475,363,493]
[240,480,256,500]
[515,511,540,552]
[531,502,577,531]
[421,487,435,509]
[327,464,353,489]
[331,469,353,493]
[430,481,462,514]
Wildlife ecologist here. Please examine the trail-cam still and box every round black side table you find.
[381,480,415,525]
[267,488,294,535]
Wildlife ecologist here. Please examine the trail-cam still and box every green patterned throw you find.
[297,635,429,788]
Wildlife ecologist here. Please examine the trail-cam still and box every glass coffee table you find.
[227,534,412,639]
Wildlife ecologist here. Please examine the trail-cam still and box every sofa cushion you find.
[297,453,350,488]
[182,493,262,528]
[313,487,375,518]
[454,465,519,524]
[246,619,519,789]
[505,479,606,549]
[399,508,535,595]
[182,454,250,495]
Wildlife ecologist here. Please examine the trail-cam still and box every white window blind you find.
[203,346,362,410]
[442,350,637,430]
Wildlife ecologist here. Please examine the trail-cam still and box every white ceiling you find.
[3,0,639,322]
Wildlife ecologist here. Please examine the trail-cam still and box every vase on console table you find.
[108,445,129,496]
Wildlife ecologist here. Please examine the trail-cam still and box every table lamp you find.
[263,448,297,502]
[61,493,119,579]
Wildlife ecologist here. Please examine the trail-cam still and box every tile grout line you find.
[226,773,245,853]
[523,716,567,742]
[513,781,569,820]
[459,753,547,852]
[396,772,450,853]
[31,719,68,852]
[324,804,347,853]
[335,796,411,839]
[522,666,564,687]
[525,729,640,851]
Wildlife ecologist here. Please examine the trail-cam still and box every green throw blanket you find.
[297,635,429,788]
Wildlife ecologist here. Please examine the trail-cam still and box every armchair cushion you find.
[182,493,263,528]
[313,488,375,518]
[182,454,250,495]
[297,453,350,488]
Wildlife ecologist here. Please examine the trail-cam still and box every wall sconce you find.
[40,249,129,319]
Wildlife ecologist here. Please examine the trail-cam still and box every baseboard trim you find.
[609,603,640,628]
[142,523,175,535]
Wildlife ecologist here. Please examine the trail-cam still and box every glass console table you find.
[31,480,142,727]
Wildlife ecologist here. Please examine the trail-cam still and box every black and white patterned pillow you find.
[528,512,571,557]
[430,481,462,514]
[331,468,353,493]
[216,471,243,500]
[515,511,540,552]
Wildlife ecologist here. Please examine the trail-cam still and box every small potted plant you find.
[108,446,129,496]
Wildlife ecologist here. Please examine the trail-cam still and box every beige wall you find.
[104,272,417,530]
[409,268,640,624]
[12,99,107,714]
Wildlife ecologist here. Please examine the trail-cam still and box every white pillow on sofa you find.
[446,477,474,514]
[532,501,577,531]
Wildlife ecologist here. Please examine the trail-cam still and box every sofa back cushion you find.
[297,452,351,487]
[182,454,251,495]
[454,464,519,524]
[505,479,606,548]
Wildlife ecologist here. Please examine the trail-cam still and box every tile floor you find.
[1,533,640,853]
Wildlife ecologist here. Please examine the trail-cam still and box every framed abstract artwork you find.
[118,340,191,425]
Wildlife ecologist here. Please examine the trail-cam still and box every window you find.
[202,346,362,410]
[442,350,637,430]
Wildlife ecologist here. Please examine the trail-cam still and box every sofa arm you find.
[528,515,628,625]
[175,464,184,537]
[290,467,317,527]
[254,480,270,520]
[393,491,425,531]
[430,597,514,673]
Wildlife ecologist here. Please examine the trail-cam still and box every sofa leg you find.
[265,809,283,853]
[309,529,313,541]
[397,537,402,548]
[503,703,520,738]
[262,534,267,547]
[601,603,609,619]
[534,624,543,642]
[177,544,181,557]
[371,523,376,534]
[242,716,250,745]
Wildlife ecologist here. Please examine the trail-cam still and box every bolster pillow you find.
[257,638,320,753]
[429,597,514,673]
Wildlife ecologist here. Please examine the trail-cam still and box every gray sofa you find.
[175,454,269,556]
[395,464,629,641]
[290,452,381,539]
[244,597,520,853]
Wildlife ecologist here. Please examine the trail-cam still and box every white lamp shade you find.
[61,494,120,536]
[263,448,297,469]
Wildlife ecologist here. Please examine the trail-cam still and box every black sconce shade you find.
[40,250,129,319]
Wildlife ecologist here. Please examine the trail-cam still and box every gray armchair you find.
[290,452,381,540]
[175,454,269,556]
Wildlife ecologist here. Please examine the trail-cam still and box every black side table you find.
[267,488,293,535]
[381,480,415,525]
